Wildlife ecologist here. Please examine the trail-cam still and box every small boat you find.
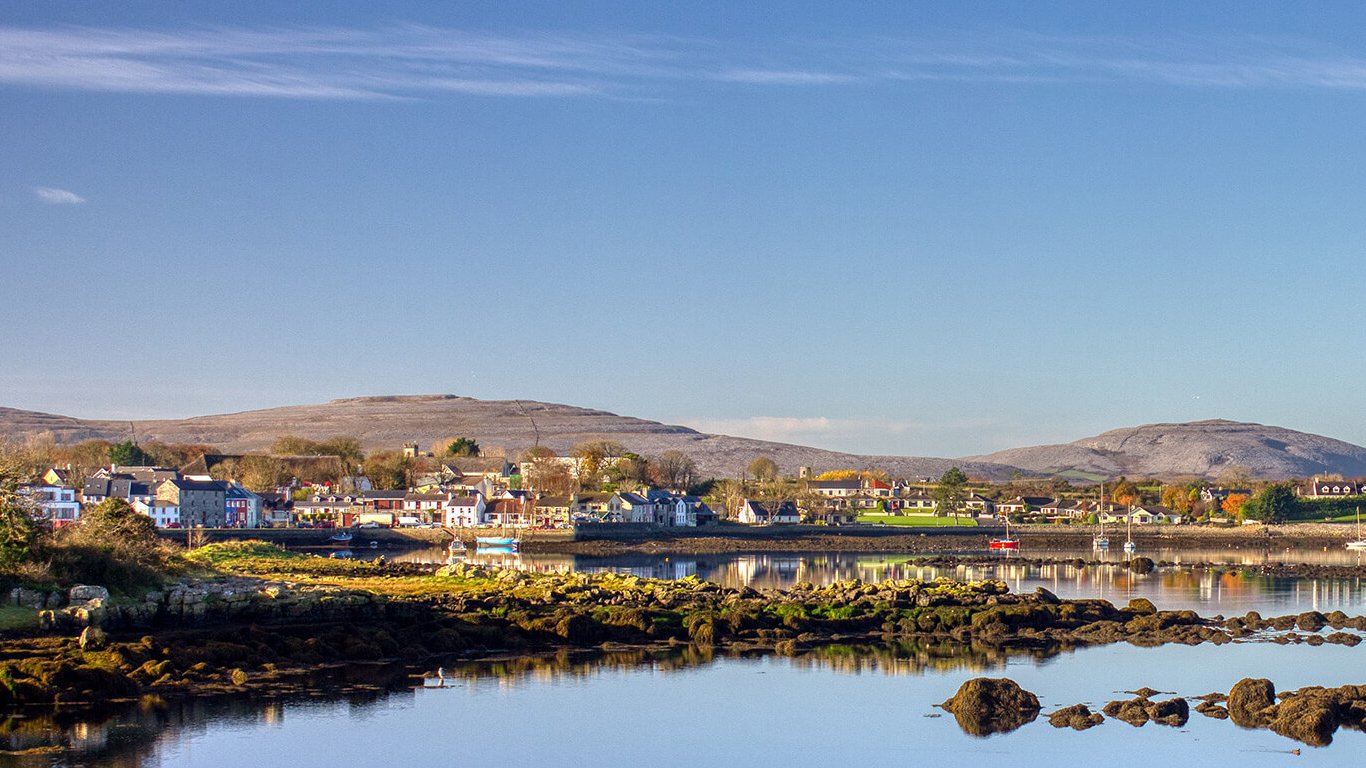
[476,535,519,549]
[1093,484,1109,549]
[989,520,1019,552]
[1122,507,1137,553]
[329,532,353,543]
[1347,507,1366,550]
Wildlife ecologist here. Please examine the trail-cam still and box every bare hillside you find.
[966,419,1366,480]
[0,395,1019,481]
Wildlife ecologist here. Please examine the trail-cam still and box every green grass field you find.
[855,514,978,528]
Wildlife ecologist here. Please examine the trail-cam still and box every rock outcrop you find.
[939,678,1041,735]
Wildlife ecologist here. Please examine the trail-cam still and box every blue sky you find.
[5,2,1366,458]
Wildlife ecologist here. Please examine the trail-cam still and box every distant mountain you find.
[6,399,1361,482]
[964,419,1366,480]
[0,395,1020,481]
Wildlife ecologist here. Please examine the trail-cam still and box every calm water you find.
[16,544,1366,766]
[380,544,1366,616]
[23,643,1366,767]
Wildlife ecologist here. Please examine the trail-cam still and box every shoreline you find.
[173,522,1365,558]
[2,546,1365,714]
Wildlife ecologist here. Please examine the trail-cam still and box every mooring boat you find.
[476,535,519,549]
[989,520,1019,552]
[328,531,353,543]
[1347,507,1366,551]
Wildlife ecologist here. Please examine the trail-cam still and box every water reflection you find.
[7,640,1072,766]
[382,547,1366,615]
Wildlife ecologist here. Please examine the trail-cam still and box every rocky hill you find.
[965,419,1366,480]
[0,395,1018,481]
[5,399,1363,481]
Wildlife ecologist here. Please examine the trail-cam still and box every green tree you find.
[933,467,969,524]
[444,437,481,458]
[78,498,160,546]
[108,440,154,467]
[748,457,779,483]
[0,457,40,569]
[1242,484,1301,524]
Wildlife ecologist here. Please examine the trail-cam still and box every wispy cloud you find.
[33,186,85,204]
[682,416,928,447]
[2,25,1366,100]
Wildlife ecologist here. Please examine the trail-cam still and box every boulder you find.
[1103,695,1188,727]
[1296,611,1328,632]
[1228,678,1277,727]
[1126,598,1157,616]
[939,677,1040,736]
[1129,557,1155,574]
[1268,692,1339,747]
[69,585,110,603]
[78,626,109,651]
[1047,704,1104,730]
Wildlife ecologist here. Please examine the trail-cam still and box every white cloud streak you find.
[2,25,1366,100]
[33,187,85,204]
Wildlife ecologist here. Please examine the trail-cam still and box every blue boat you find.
[476,535,519,549]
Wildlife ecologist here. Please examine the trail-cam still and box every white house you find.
[738,499,800,525]
[444,495,487,528]
[133,499,181,528]
[22,484,82,527]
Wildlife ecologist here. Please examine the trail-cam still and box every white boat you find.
[1092,484,1109,549]
[476,535,520,549]
[1122,506,1137,554]
[1347,507,1366,550]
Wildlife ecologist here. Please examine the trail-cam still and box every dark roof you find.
[364,490,408,500]
[83,477,154,499]
[165,478,228,493]
[535,496,571,507]
[809,479,861,489]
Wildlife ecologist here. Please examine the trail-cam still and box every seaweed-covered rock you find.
[1103,695,1188,727]
[940,678,1041,736]
[1195,701,1229,719]
[1268,691,1339,747]
[1228,678,1277,727]
[1129,557,1155,574]
[1295,611,1328,632]
[1047,704,1104,730]
[1126,598,1157,616]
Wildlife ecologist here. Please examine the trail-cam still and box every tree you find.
[933,467,969,524]
[239,455,291,493]
[571,440,625,486]
[1111,478,1141,507]
[443,437,481,458]
[0,455,40,569]
[748,457,779,483]
[79,498,159,545]
[1160,484,1195,514]
[108,440,154,467]
[1242,484,1301,524]
[1221,493,1251,520]
[363,451,414,490]
[655,451,697,491]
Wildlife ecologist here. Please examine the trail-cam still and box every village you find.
[12,434,1358,533]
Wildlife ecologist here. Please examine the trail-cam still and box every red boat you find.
[989,520,1019,552]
